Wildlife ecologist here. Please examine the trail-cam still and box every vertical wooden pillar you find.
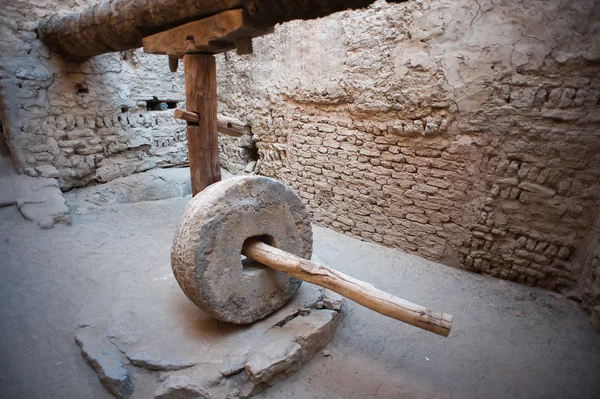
[183,54,221,195]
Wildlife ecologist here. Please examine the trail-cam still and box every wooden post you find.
[184,54,221,195]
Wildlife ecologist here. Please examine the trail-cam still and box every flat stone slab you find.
[0,158,69,229]
[64,167,233,207]
[75,274,343,399]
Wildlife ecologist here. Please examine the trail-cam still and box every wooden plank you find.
[38,0,399,61]
[184,54,221,195]
[143,10,272,58]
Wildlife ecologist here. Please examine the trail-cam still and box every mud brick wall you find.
[216,0,600,304]
[0,0,189,190]
[22,109,189,188]
[218,134,258,175]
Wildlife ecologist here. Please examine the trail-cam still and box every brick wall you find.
[0,1,189,190]
[216,0,600,299]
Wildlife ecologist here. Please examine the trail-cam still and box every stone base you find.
[75,278,343,399]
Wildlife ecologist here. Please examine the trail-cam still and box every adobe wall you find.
[0,0,189,190]
[216,0,600,295]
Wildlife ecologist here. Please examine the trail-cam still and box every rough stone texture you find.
[77,280,342,399]
[75,325,133,399]
[321,289,344,311]
[0,0,189,191]
[64,167,192,206]
[245,309,338,386]
[64,167,233,208]
[218,132,259,175]
[171,176,313,324]
[214,0,600,314]
[0,156,70,228]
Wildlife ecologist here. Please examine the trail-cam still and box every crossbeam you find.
[142,9,273,58]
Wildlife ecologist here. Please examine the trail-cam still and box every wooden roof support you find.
[142,9,273,58]
[183,54,221,195]
[37,0,406,61]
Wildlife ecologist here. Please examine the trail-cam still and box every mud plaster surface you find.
[0,190,599,398]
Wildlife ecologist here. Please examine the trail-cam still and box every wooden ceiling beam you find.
[37,0,406,61]
[142,9,273,58]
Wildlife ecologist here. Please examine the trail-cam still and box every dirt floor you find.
[1,175,599,398]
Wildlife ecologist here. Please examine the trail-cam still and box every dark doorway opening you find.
[0,120,11,158]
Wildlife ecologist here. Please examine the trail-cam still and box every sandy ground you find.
[1,183,599,398]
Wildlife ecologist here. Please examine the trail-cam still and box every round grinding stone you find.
[171,176,313,324]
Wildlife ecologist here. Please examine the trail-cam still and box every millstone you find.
[171,176,313,324]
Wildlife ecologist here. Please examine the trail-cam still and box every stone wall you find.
[215,0,600,299]
[0,0,189,190]
[218,134,259,175]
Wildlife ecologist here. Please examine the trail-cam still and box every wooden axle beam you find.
[243,238,454,337]
[217,115,251,137]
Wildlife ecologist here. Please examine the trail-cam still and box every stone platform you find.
[75,276,343,399]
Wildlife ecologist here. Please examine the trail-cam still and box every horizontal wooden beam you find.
[174,109,250,137]
[217,114,250,137]
[37,0,406,61]
[143,9,272,58]
[174,109,200,123]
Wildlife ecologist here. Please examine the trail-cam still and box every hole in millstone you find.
[241,235,276,275]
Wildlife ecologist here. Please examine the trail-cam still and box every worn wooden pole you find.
[243,238,454,337]
[184,54,221,195]
[37,0,407,61]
